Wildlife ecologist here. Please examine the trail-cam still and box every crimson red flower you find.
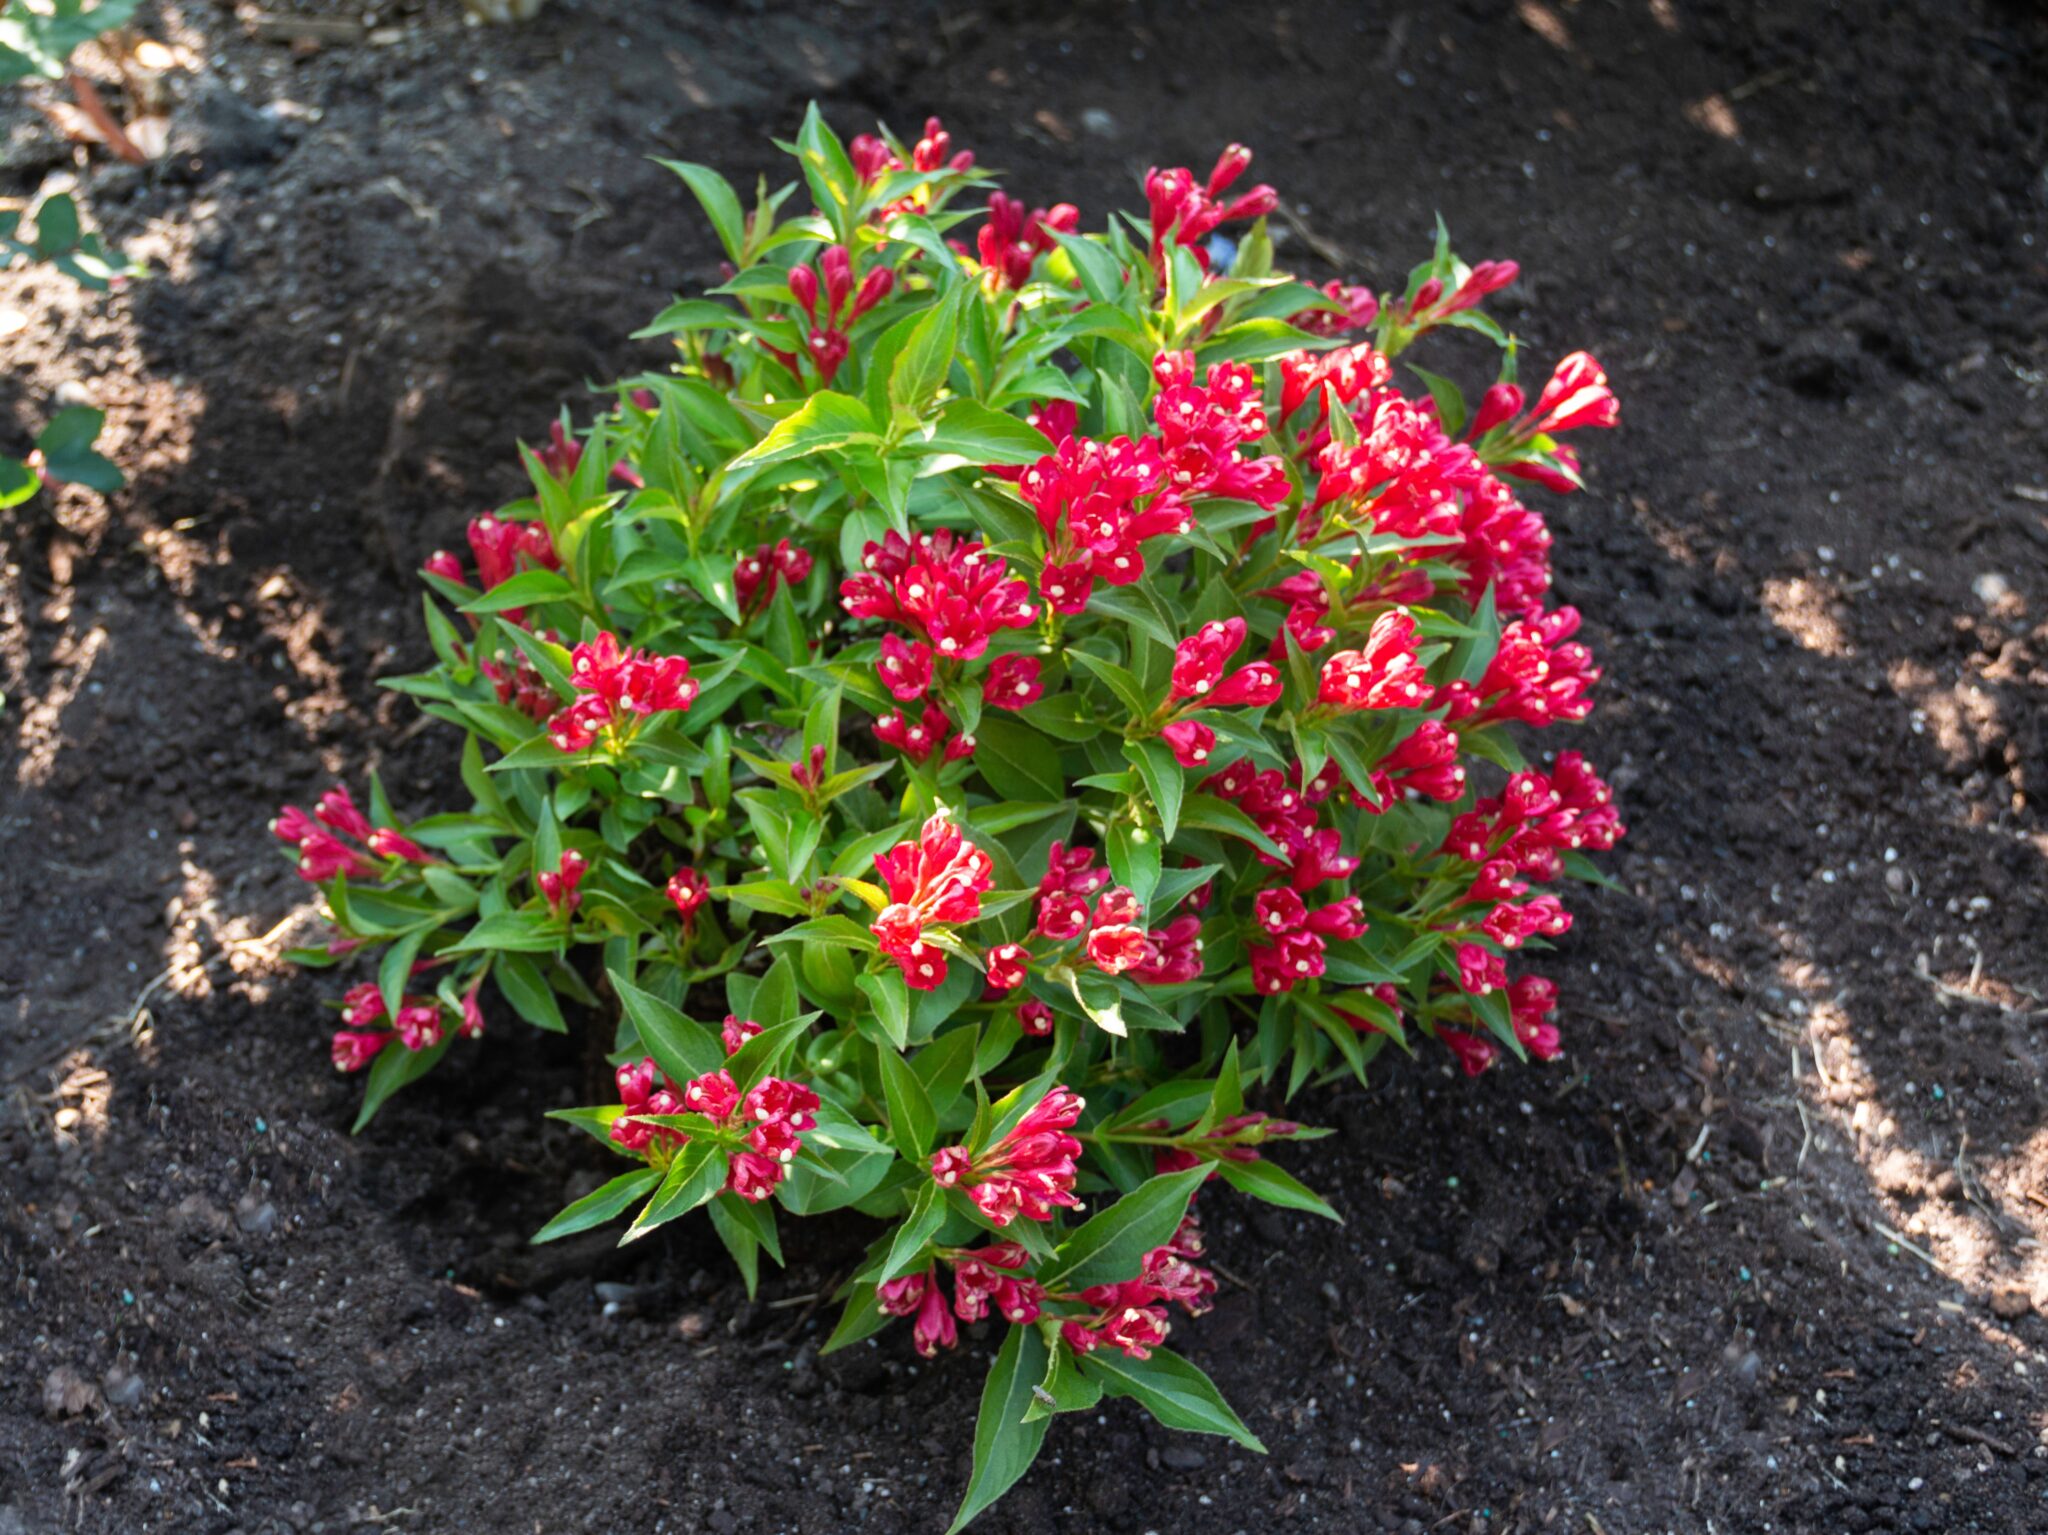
[721,1014,762,1054]
[1441,1028,1499,1076]
[1454,942,1506,997]
[666,867,709,925]
[330,1030,389,1073]
[976,191,1080,290]
[982,652,1043,711]
[1013,435,1185,611]
[1316,610,1427,712]
[1526,351,1618,436]
[985,943,1028,991]
[870,812,995,990]
[1171,618,1245,699]
[549,633,698,752]
[735,538,812,613]
[929,1086,1084,1226]
[1017,1000,1054,1037]
[840,529,1037,659]
[874,699,963,763]
[1151,352,1286,508]
[537,849,588,918]
[951,1243,1044,1325]
[1437,607,1600,728]
[1159,718,1216,769]
[1144,144,1277,274]
[877,632,935,702]
[1291,279,1379,338]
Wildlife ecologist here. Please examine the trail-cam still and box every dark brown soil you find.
[6,2,2048,1532]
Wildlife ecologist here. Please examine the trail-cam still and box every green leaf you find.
[822,1280,895,1354]
[1406,364,1468,438]
[613,970,723,1081]
[726,1012,815,1093]
[913,398,1054,466]
[1122,738,1185,843]
[1041,1166,1207,1291]
[1077,1347,1266,1452]
[855,968,910,1050]
[532,1168,659,1243]
[625,1140,728,1240]
[946,1323,1052,1535]
[889,285,961,420]
[34,406,121,492]
[1213,1156,1341,1222]
[1177,792,1286,859]
[351,1034,454,1132]
[1068,649,1152,720]
[728,392,879,472]
[458,568,578,614]
[878,1047,938,1160]
[1022,1336,1103,1422]
[877,1180,946,1285]
[972,714,1066,802]
[655,159,746,263]
[0,455,38,508]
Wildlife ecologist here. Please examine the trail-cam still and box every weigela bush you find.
[270,107,1622,1527]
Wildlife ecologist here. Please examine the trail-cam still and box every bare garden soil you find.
[5,1,2048,1531]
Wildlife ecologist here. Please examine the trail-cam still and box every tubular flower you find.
[1151,351,1287,508]
[1279,342,1392,425]
[929,1086,1084,1226]
[874,699,968,764]
[976,191,1080,290]
[1449,473,1553,618]
[1363,720,1467,809]
[1144,144,1277,274]
[1525,351,1619,436]
[1171,618,1246,700]
[1316,610,1428,712]
[877,633,936,702]
[1290,279,1379,337]
[1436,607,1601,727]
[666,867,710,925]
[1017,1000,1055,1037]
[1246,882,1367,995]
[870,811,996,990]
[1308,388,1485,544]
[1508,975,1563,1060]
[274,786,381,883]
[538,849,588,918]
[1013,435,1184,612]
[785,243,894,383]
[721,1014,762,1054]
[950,1243,1044,1325]
[1441,1028,1500,1077]
[1159,718,1216,769]
[549,633,698,753]
[839,529,1038,659]
[366,827,430,864]
[735,538,813,613]
[331,1030,389,1073]
[982,652,1044,711]
[878,1268,959,1357]
[1454,942,1507,997]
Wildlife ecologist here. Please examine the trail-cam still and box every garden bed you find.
[5,1,2048,1531]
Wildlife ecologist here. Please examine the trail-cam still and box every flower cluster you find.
[548,633,699,752]
[929,1087,1084,1226]
[272,784,430,884]
[782,244,893,383]
[1062,1216,1217,1359]
[1027,842,1203,984]
[869,811,995,989]
[612,1057,820,1203]
[1144,145,1277,272]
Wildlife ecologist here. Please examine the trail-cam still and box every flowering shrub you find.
[270,107,1621,1527]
